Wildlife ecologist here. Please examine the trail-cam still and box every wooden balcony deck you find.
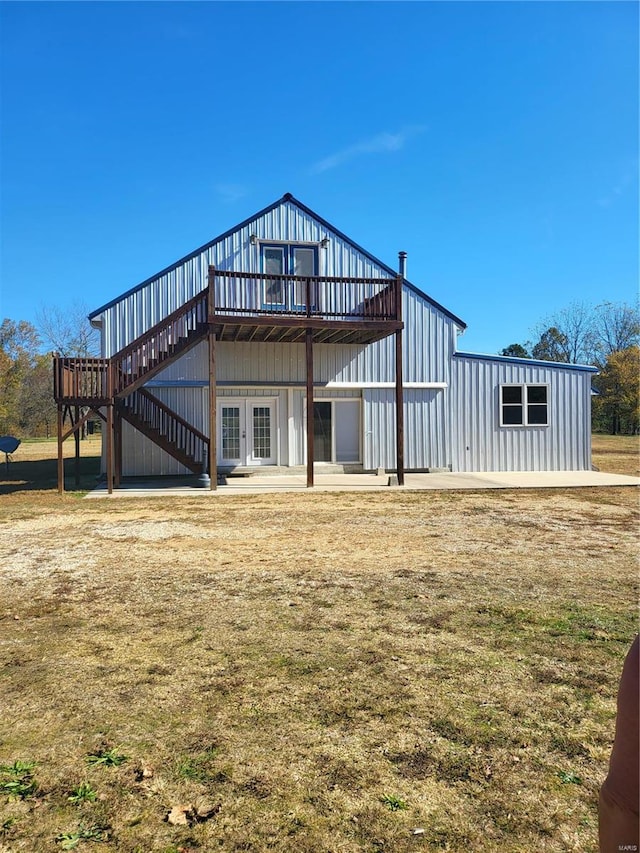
[209,269,402,344]
[53,269,403,404]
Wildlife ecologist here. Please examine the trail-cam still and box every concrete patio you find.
[85,469,640,498]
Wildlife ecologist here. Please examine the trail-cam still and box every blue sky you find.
[1,1,637,356]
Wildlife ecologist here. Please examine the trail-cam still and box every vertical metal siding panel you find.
[401,289,456,384]
[152,341,209,382]
[293,389,305,465]
[363,389,395,470]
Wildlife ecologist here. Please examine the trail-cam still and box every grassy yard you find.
[0,437,637,852]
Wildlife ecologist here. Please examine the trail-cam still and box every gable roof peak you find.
[88,191,466,330]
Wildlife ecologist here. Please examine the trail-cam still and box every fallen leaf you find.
[166,805,192,826]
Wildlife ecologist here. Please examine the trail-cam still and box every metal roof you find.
[454,350,598,373]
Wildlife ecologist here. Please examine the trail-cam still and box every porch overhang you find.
[209,314,403,345]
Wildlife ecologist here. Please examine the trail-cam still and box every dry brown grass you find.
[592,433,640,477]
[0,437,637,852]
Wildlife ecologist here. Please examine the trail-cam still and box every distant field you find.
[591,433,639,477]
[0,435,637,851]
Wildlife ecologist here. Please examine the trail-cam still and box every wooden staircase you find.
[119,389,208,474]
[54,289,210,473]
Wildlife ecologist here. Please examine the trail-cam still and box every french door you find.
[218,399,277,466]
[262,245,318,309]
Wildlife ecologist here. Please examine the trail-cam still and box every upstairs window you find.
[500,384,548,427]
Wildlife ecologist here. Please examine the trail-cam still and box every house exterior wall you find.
[91,195,595,478]
[449,353,593,472]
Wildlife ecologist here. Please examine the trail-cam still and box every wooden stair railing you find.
[53,289,209,405]
[120,388,209,474]
[112,289,209,397]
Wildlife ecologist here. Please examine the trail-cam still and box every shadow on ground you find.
[0,454,101,495]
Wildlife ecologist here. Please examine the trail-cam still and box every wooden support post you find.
[114,406,122,488]
[57,405,64,494]
[306,328,314,488]
[207,264,216,320]
[209,332,217,490]
[106,404,114,495]
[395,274,404,486]
[74,406,81,488]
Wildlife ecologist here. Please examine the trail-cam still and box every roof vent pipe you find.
[398,251,407,278]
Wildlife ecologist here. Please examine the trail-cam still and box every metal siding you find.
[364,388,449,470]
[152,341,209,382]
[291,389,305,466]
[450,355,592,472]
[404,389,449,469]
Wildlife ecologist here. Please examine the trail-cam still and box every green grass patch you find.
[0,761,37,800]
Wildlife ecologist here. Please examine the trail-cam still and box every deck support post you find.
[306,328,314,488]
[74,406,81,488]
[57,405,64,494]
[209,333,217,490]
[208,268,217,490]
[106,404,114,495]
[395,274,404,486]
[114,405,122,488]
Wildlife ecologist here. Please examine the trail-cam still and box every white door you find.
[246,402,276,465]
[218,400,276,466]
[219,404,243,466]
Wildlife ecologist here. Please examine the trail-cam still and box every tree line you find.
[500,301,639,435]
[0,305,99,438]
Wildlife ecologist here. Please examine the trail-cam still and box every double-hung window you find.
[500,384,549,426]
[261,244,318,310]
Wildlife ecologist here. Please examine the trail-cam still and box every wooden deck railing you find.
[53,357,112,403]
[210,269,399,321]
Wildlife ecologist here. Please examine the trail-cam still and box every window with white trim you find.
[500,384,549,426]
